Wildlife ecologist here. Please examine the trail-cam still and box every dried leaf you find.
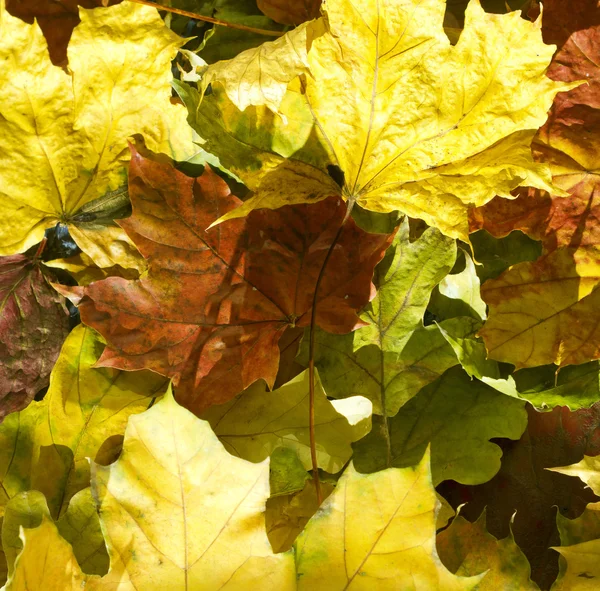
[0,253,69,419]
[62,148,392,412]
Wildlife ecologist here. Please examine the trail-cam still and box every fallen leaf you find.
[266,479,334,553]
[2,516,96,591]
[62,148,392,412]
[257,0,321,25]
[4,0,120,66]
[0,252,69,419]
[294,448,483,590]
[91,387,295,589]
[437,403,600,589]
[0,3,198,264]
[201,369,372,472]
[352,366,527,485]
[300,219,458,416]
[178,0,572,240]
[2,488,107,577]
[437,510,539,590]
[513,362,600,411]
[201,20,321,114]
[0,325,166,522]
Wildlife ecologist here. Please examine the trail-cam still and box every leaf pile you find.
[2,0,600,590]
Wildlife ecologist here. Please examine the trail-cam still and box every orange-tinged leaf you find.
[478,21,600,369]
[0,253,69,419]
[540,0,600,48]
[61,148,393,412]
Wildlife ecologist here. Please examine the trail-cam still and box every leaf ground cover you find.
[2,0,600,589]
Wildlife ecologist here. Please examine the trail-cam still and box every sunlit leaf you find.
[294,448,483,590]
[179,0,572,240]
[0,3,199,263]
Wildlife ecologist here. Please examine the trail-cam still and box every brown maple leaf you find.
[61,147,393,412]
[438,403,600,590]
[0,251,70,420]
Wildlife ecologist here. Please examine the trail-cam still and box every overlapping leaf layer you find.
[2,0,600,590]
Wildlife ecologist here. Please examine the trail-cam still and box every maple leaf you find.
[2,488,107,578]
[437,511,539,590]
[0,3,199,264]
[0,252,69,419]
[200,20,320,114]
[201,369,372,472]
[91,387,296,589]
[511,362,600,411]
[352,366,527,485]
[2,516,94,591]
[539,0,600,48]
[546,456,600,590]
[300,218,458,416]
[294,448,483,590]
[178,0,573,241]
[62,148,392,412]
[438,403,600,589]
[257,0,321,25]
[474,18,600,369]
[0,325,166,524]
[4,0,120,65]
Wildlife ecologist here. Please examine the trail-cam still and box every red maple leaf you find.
[62,147,393,412]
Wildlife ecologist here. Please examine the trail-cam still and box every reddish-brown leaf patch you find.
[63,147,393,413]
[438,403,600,590]
[0,253,70,419]
[256,0,321,25]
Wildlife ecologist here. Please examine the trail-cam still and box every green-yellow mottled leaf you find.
[201,369,372,473]
[551,540,600,591]
[179,0,574,240]
[437,316,500,380]
[201,20,321,114]
[91,387,295,589]
[2,516,99,591]
[0,3,198,262]
[352,366,528,485]
[2,489,107,578]
[437,510,539,590]
[300,219,458,416]
[513,362,600,411]
[294,448,483,590]
[0,325,166,520]
[429,250,487,320]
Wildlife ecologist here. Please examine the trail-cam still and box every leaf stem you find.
[308,198,356,505]
[126,0,284,37]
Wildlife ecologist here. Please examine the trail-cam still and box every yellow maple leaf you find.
[178,0,577,240]
[294,448,483,589]
[0,3,198,263]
